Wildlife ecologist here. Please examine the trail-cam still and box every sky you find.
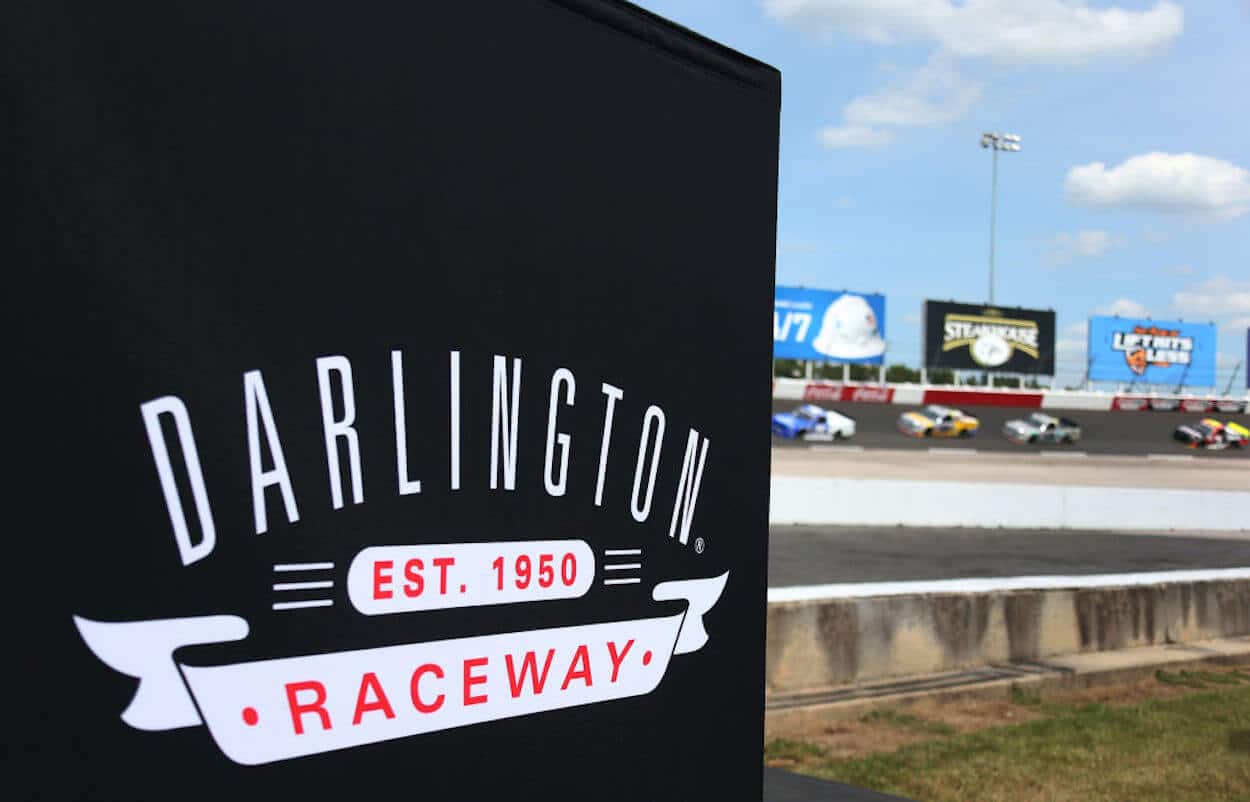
[629,0,1250,390]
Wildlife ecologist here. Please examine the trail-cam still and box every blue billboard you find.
[1088,316,1217,387]
[773,287,886,364]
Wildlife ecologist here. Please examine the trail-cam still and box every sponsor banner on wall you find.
[774,287,887,364]
[798,382,895,403]
[1088,316,1217,387]
[921,388,1045,408]
[1111,396,1150,411]
[1111,396,1245,413]
[923,301,1056,374]
[8,3,779,801]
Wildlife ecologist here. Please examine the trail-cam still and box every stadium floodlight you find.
[979,132,1022,304]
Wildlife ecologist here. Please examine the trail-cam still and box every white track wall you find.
[771,476,1250,532]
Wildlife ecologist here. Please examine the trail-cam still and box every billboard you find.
[1088,316,1217,386]
[8,3,779,801]
[774,287,887,364]
[923,301,1056,374]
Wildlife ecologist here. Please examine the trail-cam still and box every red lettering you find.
[285,681,331,735]
[373,560,394,600]
[352,672,396,725]
[505,649,555,698]
[410,663,445,713]
[606,639,634,683]
[561,645,593,690]
[463,656,489,705]
[403,558,425,598]
[433,557,455,594]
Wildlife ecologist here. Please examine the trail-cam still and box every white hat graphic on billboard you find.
[812,294,886,359]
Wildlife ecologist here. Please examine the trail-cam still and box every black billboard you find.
[6,2,779,800]
[923,301,1057,374]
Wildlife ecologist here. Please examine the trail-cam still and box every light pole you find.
[980,132,1021,305]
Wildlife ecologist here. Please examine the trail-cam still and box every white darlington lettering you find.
[244,369,300,535]
[317,355,365,509]
[543,368,575,497]
[140,396,217,566]
[669,429,709,545]
[139,351,711,565]
[630,405,666,523]
[490,355,522,492]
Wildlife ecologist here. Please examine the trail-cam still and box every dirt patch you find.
[798,699,1047,760]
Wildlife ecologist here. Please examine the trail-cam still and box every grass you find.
[766,679,1250,802]
[859,709,957,737]
[1008,683,1043,707]
[1155,669,1212,689]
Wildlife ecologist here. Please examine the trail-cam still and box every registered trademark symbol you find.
[694,538,705,554]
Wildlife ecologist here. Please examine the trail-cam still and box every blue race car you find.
[771,404,856,441]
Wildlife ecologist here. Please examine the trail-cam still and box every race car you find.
[1172,418,1250,450]
[771,404,856,441]
[897,405,979,438]
[1002,413,1082,445]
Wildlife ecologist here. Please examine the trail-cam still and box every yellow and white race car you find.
[897,405,980,438]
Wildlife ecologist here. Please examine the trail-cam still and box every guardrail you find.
[772,377,1248,414]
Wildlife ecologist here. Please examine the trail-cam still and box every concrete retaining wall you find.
[766,578,1250,699]
[770,475,1250,531]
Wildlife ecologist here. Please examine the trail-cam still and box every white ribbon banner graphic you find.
[75,573,727,765]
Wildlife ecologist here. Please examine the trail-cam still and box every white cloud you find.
[762,0,1183,65]
[818,125,894,148]
[1158,265,1194,276]
[1047,229,1113,265]
[818,55,980,149]
[1172,276,1250,320]
[843,58,982,127]
[1097,298,1149,318]
[785,2,1181,149]
[1055,321,1088,356]
[1065,152,1250,220]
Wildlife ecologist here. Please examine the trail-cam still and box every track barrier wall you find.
[772,377,1248,414]
[766,576,1250,701]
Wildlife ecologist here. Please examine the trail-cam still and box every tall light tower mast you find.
[980,132,1021,304]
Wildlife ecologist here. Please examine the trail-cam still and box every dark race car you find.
[1173,418,1249,450]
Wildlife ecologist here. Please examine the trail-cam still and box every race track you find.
[769,525,1250,586]
[772,400,1250,458]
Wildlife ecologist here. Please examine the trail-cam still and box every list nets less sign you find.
[1087,316,1218,387]
[5,2,779,800]
[923,301,1057,374]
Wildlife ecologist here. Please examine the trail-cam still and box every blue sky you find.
[630,0,1250,389]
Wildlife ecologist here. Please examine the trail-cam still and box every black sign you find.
[923,301,1057,374]
[6,2,779,800]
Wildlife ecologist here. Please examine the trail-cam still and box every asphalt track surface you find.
[764,767,911,802]
[769,525,1250,587]
[772,400,1250,458]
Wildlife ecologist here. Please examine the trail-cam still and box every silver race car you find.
[1002,412,1082,445]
